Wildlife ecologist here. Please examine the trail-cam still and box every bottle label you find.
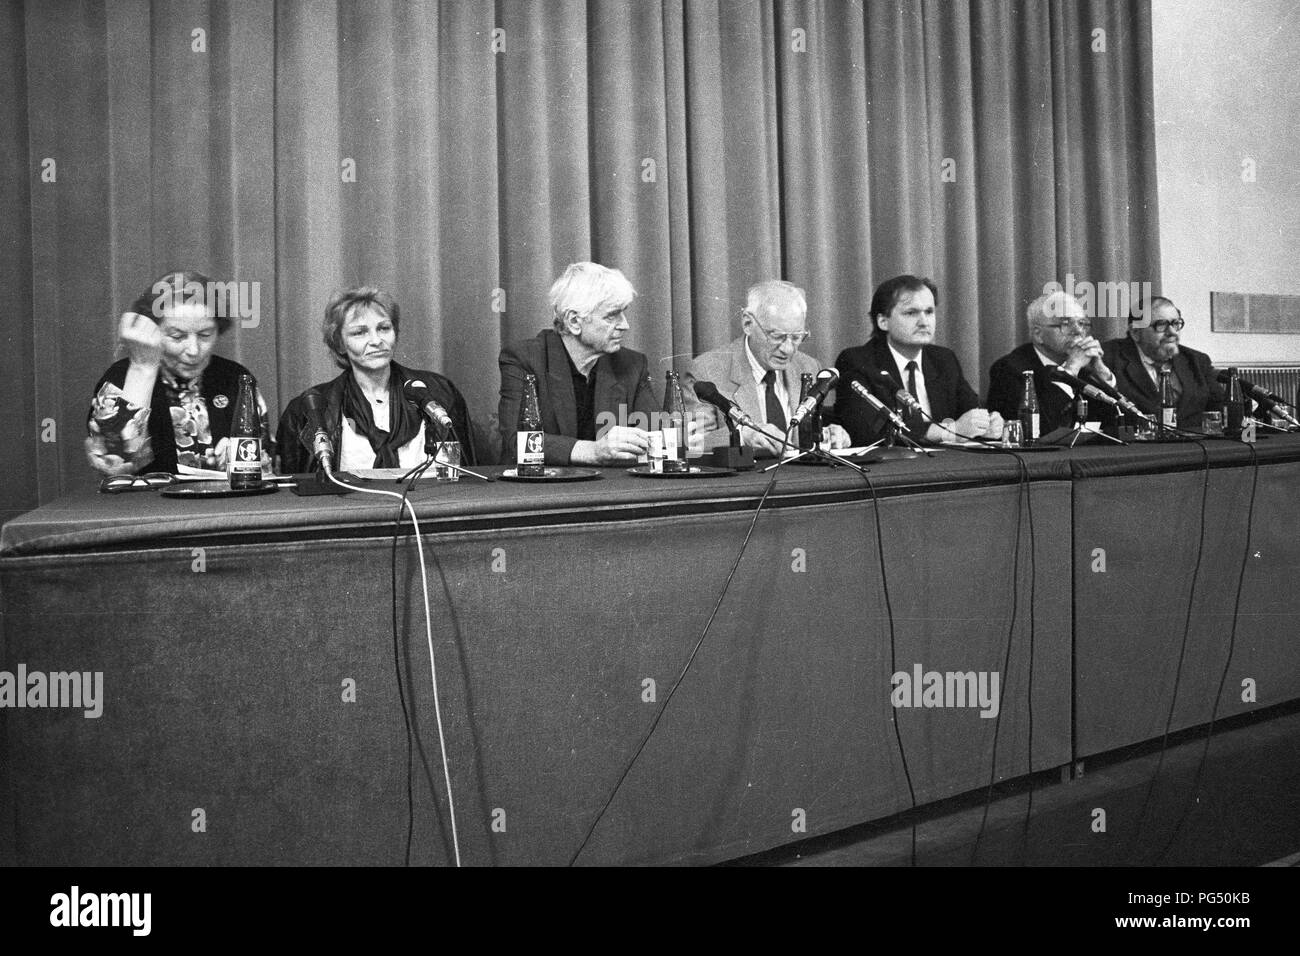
[1022,412,1039,440]
[229,438,262,475]
[648,431,665,472]
[517,431,544,466]
[1162,407,1177,428]
[662,425,681,460]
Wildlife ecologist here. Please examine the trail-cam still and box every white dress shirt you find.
[888,342,932,417]
[745,337,791,427]
[339,414,428,471]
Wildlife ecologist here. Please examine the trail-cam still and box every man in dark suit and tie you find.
[834,274,1002,445]
[498,262,659,465]
[987,290,1119,433]
[1102,296,1224,430]
[682,280,850,457]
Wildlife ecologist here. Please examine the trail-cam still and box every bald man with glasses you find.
[1102,296,1225,430]
[987,290,1119,433]
[683,280,850,457]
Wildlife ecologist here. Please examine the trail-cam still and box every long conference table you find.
[3,437,1299,866]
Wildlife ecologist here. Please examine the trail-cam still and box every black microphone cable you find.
[969,450,1033,864]
[906,405,1034,865]
[1014,452,1036,862]
[296,398,427,864]
[845,464,919,865]
[389,469,422,867]
[1123,437,1212,864]
[568,461,785,866]
[766,404,916,861]
[1152,439,1259,864]
[384,463,441,868]
[327,467,462,866]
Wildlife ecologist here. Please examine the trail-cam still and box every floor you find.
[730,703,1300,867]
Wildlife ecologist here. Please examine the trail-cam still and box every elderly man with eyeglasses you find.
[683,279,850,458]
[987,290,1119,434]
[1101,296,1225,430]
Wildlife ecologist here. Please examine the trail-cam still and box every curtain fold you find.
[0,0,1159,506]
[0,0,36,523]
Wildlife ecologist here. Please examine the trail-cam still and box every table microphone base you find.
[291,471,359,496]
[706,447,757,471]
[869,445,919,460]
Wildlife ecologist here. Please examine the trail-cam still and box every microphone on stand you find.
[291,389,357,496]
[1048,368,1120,408]
[1079,368,1152,421]
[1216,370,1300,428]
[300,389,335,473]
[789,369,839,427]
[893,388,923,416]
[693,380,763,433]
[850,380,908,432]
[402,379,455,435]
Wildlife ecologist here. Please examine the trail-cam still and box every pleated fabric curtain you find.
[0,0,1158,510]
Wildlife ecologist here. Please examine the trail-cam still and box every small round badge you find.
[213,395,229,409]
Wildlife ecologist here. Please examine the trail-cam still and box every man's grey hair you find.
[1025,290,1083,334]
[745,280,807,324]
[549,262,637,332]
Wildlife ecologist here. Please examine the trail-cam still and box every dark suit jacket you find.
[498,329,660,465]
[986,342,1117,434]
[833,337,979,444]
[1102,337,1224,429]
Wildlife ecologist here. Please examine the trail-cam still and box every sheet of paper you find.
[350,468,431,481]
[175,464,228,481]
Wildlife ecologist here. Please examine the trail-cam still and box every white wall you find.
[1152,0,1300,363]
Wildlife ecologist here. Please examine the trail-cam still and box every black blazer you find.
[276,362,475,474]
[833,337,979,444]
[1101,337,1224,429]
[497,329,660,465]
[986,342,1117,434]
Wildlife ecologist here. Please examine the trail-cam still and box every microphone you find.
[1217,370,1300,426]
[300,389,335,471]
[789,369,839,427]
[403,379,455,433]
[692,380,762,432]
[1048,368,1120,408]
[1079,367,1149,419]
[1217,368,1279,401]
[877,368,905,391]
[894,388,923,416]
[850,379,907,431]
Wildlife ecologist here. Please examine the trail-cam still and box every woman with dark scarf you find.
[276,287,475,474]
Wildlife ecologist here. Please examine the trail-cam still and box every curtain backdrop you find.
[0,0,1159,512]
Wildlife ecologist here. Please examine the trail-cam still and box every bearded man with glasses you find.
[1102,296,1225,430]
[683,280,850,458]
[987,290,1119,433]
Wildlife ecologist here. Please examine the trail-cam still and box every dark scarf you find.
[341,364,423,468]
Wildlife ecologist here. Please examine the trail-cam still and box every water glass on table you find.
[432,441,461,482]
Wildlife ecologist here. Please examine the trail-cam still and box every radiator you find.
[1237,365,1300,411]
